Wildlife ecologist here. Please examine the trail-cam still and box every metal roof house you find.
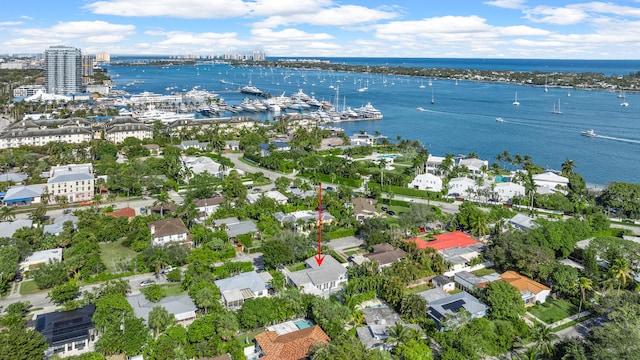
[214,271,273,309]
[2,184,46,206]
[286,255,347,297]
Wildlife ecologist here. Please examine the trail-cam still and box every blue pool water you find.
[294,319,314,330]
[377,154,400,159]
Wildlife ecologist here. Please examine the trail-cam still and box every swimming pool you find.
[377,154,400,159]
[293,319,315,330]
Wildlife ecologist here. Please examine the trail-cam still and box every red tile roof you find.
[106,207,136,218]
[405,231,479,251]
[255,325,330,360]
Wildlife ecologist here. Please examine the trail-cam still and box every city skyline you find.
[2,0,640,59]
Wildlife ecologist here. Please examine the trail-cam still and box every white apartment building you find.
[47,163,95,204]
[103,118,154,143]
[0,118,94,149]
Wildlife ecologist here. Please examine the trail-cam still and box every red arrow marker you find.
[315,183,325,266]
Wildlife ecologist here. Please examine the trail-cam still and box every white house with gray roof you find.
[2,184,46,206]
[44,214,79,236]
[273,210,335,228]
[427,291,488,330]
[47,163,95,204]
[508,213,537,231]
[286,255,347,296]
[127,293,197,325]
[214,271,273,309]
[212,217,258,239]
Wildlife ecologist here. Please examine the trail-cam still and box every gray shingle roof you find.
[127,294,197,322]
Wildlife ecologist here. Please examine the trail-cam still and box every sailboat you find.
[621,91,629,107]
[544,75,548,92]
[513,91,520,106]
[552,98,562,114]
[419,79,426,89]
[431,88,435,104]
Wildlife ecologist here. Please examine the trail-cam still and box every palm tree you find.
[153,191,171,217]
[574,277,593,314]
[531,323,558,357]
[609,258,632,293]
[385,323,415,350]
[148,306,174,338]
[0,206,16,221]
[561,159,576,177]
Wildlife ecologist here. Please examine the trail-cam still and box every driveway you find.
[222,153,295,181]
[327,236,364,250]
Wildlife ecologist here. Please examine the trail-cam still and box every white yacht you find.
[581,129,596,137]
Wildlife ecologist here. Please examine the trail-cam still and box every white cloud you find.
[524,6,589,25]
[16,21,135,39]
[250,28,334,42]
[85,0,250,18]
[252,5,398,28]
[248,0,332,16]
[20,15,33,20]
[483,0,526,9]
[0,21,23,26]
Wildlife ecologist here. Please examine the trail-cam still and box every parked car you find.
[386,210,396,216]
[381,206,388,212]
[139,280,156,288]
[160,266,175,275]
[325,186,334,191]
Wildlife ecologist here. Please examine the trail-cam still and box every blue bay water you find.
[105,58,640,186]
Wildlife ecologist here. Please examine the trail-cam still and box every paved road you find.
[222,152,296,181]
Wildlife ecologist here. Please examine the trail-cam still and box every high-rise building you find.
[95,52,110,63]
[82,54,94,77]
[44,46,82,95]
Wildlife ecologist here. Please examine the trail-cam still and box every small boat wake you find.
[594,134,640,144]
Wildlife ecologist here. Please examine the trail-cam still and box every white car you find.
[139,279,156,287]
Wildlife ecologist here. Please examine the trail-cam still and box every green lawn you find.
[20,280,47,296]
[406,282,433,294]
[161,284,186,297]
[286,262,307,272]
[471,268,497,277]
[528,298,579,324]
[100,238,138,272]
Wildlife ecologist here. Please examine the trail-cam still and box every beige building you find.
[0,118,94,149]
[47,163,95,204]
[103,117,154,143]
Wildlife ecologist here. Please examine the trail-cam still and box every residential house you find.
[356,304,422,351]
[408,173,443,192]
[493,182,525,203]
[127,294,197,325]
[458,158,488,178]
[182,156,223,177]
[180,140,209,151]
[405,231,480,251]
[432,275,456,292]
[195,196,225,219]
[254,325,330,360]
[349,132,385,147]
[351,197,379,222]
[106,207,136,219]
[404,231,487,276]
[47,163,95,204]
[148,218,191,247]
[2,184,46,206]
[214,271,273,309]
[142,143,162,155]
[35,305,98,358]
[273,210,335,230]
[259,142,291,157]
[454,270,500,292]
[20,248,63,273]
[532,171,569,195]
[225,140,240,151]
[363,243,406,269]
[446,177,477,198]
[0,173,28,184]
[43,214,79,236]
[508,213,537,231]
[0,219,33,238]
[500,271,551,306]
[417,288,450,303]
[426,155,446,174]
[286,255,347,296]
[212,217,258,240]
[247,190,288,205]
[427,291,488,330]
[103,117,153,143]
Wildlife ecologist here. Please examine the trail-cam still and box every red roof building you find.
[405,231,479,251]
[106,207,136,218]
[254,325,330,360]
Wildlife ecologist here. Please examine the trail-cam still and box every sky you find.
[2,0,640,59]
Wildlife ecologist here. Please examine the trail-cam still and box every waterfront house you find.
[532,171,569,194]
[254,325,330,360]
[148,218,191,247]
[35,305,98,358]
[408,173,443,192]
[214,271,273,310]
[349,132,385,147]
[286,255,347,296]
[426,155,446,174]
[500,271,551,306]
[458,158,489,178]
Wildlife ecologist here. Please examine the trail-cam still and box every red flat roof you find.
[404,231,479,251]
